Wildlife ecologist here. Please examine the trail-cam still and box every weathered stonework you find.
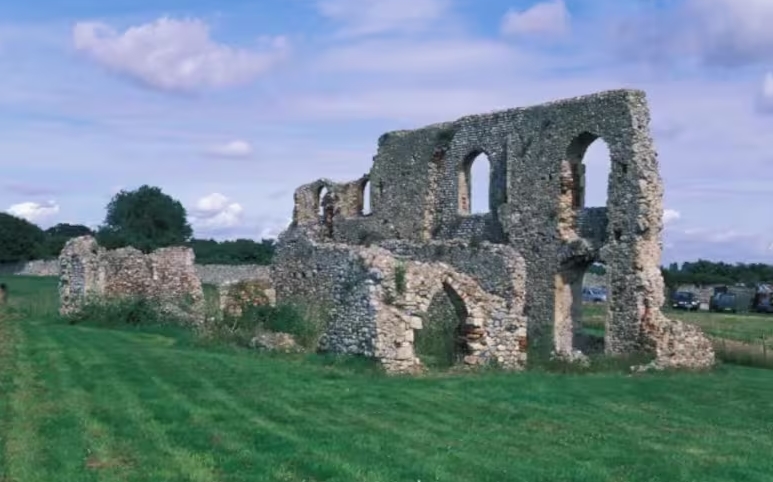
[273,89,714,372]
[58,236,205,323]
[219,279,276,318]
[273,233,527,373]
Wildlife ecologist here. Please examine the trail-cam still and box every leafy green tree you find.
[97,185,192,253]
[45,223,93,239]
[41,223,95,258]
[0,213,45,263]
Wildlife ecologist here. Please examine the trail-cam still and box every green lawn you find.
[2,276,773,481]
[583,302,773,347]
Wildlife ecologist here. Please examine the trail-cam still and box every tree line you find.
[0,185,276,265]
[661,260,773,287]
[591,260,773,287]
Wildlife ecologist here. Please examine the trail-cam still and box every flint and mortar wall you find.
[283,88,715,370]
[59,236,205,323]
[273,232,528,373]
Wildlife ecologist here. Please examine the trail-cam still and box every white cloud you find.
[283,87,522,124]
[258,217,292,240]
[316,0,449,37]
[663,208,681,225]
[6,200,60,223]
[188,193,244,232]
[614,0,773,68]
[206,140,253,159]
[501,0,570,38]
[756,72,773,113]
[314,38,518,74]
[72,17,289,92]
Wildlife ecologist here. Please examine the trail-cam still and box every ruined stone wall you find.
[272,230,378,358]
[58,236,204,323]
[281,88,714,371]
[272,232,528,373]
[219,279,276,318]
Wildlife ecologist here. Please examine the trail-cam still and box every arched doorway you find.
[414,282,472,369]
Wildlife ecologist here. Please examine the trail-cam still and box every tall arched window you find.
[458,152,491,215]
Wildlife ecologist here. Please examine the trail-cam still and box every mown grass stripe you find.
[41,320,220,482]
[4,275,773,481]
[0,311,20,482]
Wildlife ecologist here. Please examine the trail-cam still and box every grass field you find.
[584,302,773,344]
[2,276,773,481]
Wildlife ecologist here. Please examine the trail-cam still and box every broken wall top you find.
[288,88,660,245]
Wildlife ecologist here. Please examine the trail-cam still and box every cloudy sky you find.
[1,0,772,264]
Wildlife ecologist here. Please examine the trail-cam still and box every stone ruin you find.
[272,88,715,373]
[58,236,205,323]
[219,279,276,318]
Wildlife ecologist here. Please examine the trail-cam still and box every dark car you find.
[709,292,737,313]
[671,291,700,311]
[754,298,773,313]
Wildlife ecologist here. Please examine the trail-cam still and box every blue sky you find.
[2,0,773,265]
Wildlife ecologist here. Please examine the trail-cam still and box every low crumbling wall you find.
[218,279,276,318]
[272,232,528,373]
[0,259,60,276]
[58,236,205,323]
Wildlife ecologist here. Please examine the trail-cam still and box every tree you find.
[0,213,45,263]
[97,185,192,253]
[41,223,95,258]
[45,223,93,239]
[188,237,276,265]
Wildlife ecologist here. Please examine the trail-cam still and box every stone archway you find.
[413,281,474,369]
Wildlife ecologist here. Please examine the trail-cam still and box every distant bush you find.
[202,299,330,351]
[65,296,185,327]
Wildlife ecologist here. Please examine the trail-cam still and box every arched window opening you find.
[318,187,328,217]
[458,152,491,215]
[582,139,611,208]
[564,132,611,210]
[559,133,612,239]
[361,180,372,215]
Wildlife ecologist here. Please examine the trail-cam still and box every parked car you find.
[709,292,737,313]
[751,284,773,313]
[671,291,700,311]
[753,298,773,313]
[582,287,607,303]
